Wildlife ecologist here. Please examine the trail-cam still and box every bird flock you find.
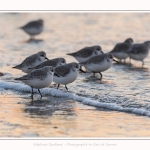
[2,19,149,102]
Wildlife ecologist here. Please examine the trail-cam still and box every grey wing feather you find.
[19,54,38,67]
[67,47,93,57]
[129,44,148,54]
[89,55,106,64]
[55,66,70,77]
[31,60,57,69]
[51,58,60,62]
[111,43,130,53]
[75,47,93,57]
[81,54,105,65]
[16,69,46,80]
[22,21,41,29]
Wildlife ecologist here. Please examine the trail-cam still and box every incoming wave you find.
[0,81,150,117]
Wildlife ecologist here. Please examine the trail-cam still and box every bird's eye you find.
[96,47,100,50]
[41,55,44,57]
[51,68,54,72]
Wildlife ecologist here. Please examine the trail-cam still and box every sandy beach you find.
[1,94,150,137]
[1,13,150,137]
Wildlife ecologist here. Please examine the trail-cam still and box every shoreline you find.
[0,94,150,137]
[0,80,150,118]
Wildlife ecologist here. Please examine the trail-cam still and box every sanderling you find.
[53,62,85,90]
[28,58,66,71]
[80,53,114,80]
[19,19,44,40]
[67,45,103,63]
[15,66,59,101]
[109,38,133,62]
[127,41,150,66]
[13,51,49,73]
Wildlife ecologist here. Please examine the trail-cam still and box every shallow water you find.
[1,13,150,137]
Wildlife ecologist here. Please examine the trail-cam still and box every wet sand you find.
[0,94,150,137]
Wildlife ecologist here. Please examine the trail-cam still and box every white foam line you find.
[0,81,150,117]
[82,99,150,116]
[0,81,90,102]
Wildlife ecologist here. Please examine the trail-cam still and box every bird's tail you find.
[12,65,21,69]
[66,53,74,56]
[14,76,27,81]
[17,26,24,29]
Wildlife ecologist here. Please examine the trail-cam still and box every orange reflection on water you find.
[0,95,150,137]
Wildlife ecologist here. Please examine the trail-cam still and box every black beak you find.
[79,68,86,73]
[45,57,49,60]
[54,73,60,77]
[113,59,119,63]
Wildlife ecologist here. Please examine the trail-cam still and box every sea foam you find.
[0,81,150,117]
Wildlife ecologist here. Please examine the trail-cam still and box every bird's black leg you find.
[57,84,60,89]
[142,61,144,67]
[93,72,95,76]
[65,85,68,90]
[38,89,42,99]
[99,72,103,80]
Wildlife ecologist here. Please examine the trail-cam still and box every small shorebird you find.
[28,58,66,71]
[19,19,44,40]
[67,45,103,63]
[109,38,133,62]
[53,62,85,90]
[15,66,59,101]
[80,53,114,80]
[127,41,150,66]
[13,51,49,73]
